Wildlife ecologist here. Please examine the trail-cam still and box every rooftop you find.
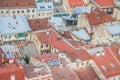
[91,47,120,78]
[109,46,120,63]
[91,0,114,8]
[68,0,87,8]
[88,8,114,25]
[0,44,21,59]
[105,23,120,35]
[74,5,92,14]
[0,16,31,35]
[24,64,50,78]
[54,6,67,14]
[0,63,25,80]
[71,28,91,41]
[28,18,53,31]
[0,0,36,8]
[74,66,100,80]
[51,65,79,80]
[67,50,92,62]
[33,53,59,63]
[34,29,75,52]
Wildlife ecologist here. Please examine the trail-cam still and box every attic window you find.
[110,63,115,68]
[101,65,107,71]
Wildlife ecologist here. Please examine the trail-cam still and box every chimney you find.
[13,15,16,19]
[16,21,18,24]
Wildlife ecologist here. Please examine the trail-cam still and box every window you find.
[17,11,20,14]
[4,35,7,39]
[32,15,34,18]
[40,6,45,9]
[81,62,84,66]
[6,11,8,13]
[42,13,44,16]
[27,15,30,18]
[41,45,43,48]
[15,35,17,38]
[48,6,51,8]
[22,10,24,13]
[27,10,30,13]
[9,36,11,38]
[13,11,15,13]
[46,44,48,47]
[1,11,3,14]
[32,9,34,12]
[39,13,40,16]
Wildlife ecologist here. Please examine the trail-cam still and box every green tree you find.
[23,55,30,64]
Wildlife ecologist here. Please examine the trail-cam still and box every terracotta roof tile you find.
[33,53,58,63]
[51,66,79,80]
[74,66,100,80]
[92,0,114,8]
[88,8,114,25]
[91,47,120,78]
[68,0,87,8]
[110,46,120,63]
[29,18,53,31]
[0,0,36,8]
[24,64,50,78]
[35,29,75,52]
[0,64,25,80]
[67,50,92,61]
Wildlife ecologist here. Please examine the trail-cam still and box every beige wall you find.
[1,32,31,42]
[0,8,36,19]
[36,10,53,18]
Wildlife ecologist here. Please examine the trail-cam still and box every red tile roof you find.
[28,18,53,31]
[0,64,25,80]
[24,64,50,78]
[62,31,73,39]
[0,0,36,8]
[35,29,75,52]
[91,47,120,78]
[67,50,92,61]
[33,53,58,63]
[68,0,87,8]
[92,0,114,8]
[110,46,120,63]
[88,8,114,25]
[51,66,79,80]
[74,66,100,80]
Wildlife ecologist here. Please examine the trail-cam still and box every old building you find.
[0,16,32,45]
[0,0,36,19]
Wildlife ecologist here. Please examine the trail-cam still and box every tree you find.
[23,55,30,64]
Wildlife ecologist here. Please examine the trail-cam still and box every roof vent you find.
[13,27,15,29]
[16,21,18,24]
[101,65,107,71]
[13,15,16,19]
[110,63,115,68]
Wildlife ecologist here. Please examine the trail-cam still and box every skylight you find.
[101,65,107,71]
[110,63,115,68]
